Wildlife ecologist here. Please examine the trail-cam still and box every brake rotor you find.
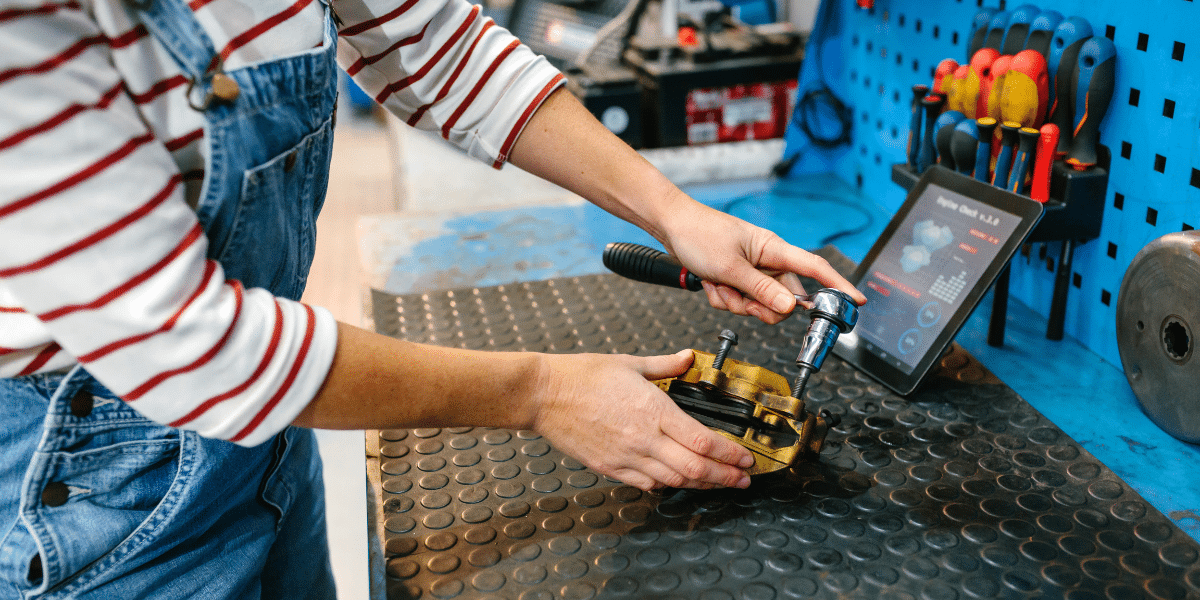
[1116,230,1200,443]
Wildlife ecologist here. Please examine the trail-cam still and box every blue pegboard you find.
[783,0,1200,371]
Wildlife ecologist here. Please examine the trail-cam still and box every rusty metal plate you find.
[372,274,1200,600]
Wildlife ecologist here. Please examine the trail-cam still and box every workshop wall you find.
[783,0,1200,369]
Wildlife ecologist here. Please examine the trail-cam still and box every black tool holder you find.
[891,149,1109,345]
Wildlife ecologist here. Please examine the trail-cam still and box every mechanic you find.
[0,0,864,596]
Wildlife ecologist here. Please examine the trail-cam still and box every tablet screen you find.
[834,167,1044,395]
[856,183,1022,374]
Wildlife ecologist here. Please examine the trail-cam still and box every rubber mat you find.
[370,274,1200,600]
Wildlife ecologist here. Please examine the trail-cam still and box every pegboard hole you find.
[1164,99,1176,118]
[1155,155,1166,173]
[1137,33,1149,51]
[1129,89,1140,107]
[1162,317,1192,362]
[1121,142,1131,159]
[1101,290,1112,306]
[1184,223,1195,231]
[1107,242,1117,259]
[1146,207,1158,226]
[1173,41,1185,61]
[1114,192,1125,209]
[1073,273,1082,289]
[1191,169,1200,189]
[933,25,940,39]
[1105,25,1115,40]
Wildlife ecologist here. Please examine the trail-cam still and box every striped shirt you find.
[0,0,564,446]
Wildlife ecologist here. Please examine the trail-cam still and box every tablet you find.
[833,166,1045,395]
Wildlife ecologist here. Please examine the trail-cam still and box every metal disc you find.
[1116,230,1200,443]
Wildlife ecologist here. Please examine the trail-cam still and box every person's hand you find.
[528,349,755,491]
[659,198,867,324]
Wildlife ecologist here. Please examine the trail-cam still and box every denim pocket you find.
[215,117,333,301]
[10,418,183,596]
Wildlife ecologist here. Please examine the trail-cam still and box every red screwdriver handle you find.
[1031,124,1060,202]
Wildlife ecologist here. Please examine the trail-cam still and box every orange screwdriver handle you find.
[1001,49,1049,129]
[1030,123,1060,202]
[933,59,959,95]
[981,54,1012,121]
[966,48,998,120]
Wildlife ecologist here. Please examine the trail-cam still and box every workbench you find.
[360,169,1200,599]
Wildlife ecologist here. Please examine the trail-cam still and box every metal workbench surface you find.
[367,273,1200,600]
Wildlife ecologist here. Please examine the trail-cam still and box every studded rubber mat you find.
[370,274,1200,600]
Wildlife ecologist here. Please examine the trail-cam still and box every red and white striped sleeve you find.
[334,0,565,168]
[0,2,337,447]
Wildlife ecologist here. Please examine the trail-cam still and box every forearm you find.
[507,87,692,246]
[293,322,542,431]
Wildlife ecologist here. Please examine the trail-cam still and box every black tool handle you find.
[1066,37,1116,169]
[603,242,703,291]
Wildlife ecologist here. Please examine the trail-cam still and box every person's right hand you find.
[528,349,755,491]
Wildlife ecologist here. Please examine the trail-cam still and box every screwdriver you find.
[1006,127,1040,194]
[974,117,998,182]
[968,48,1000,120]
[983,10,1009,52]
[991,121,1021,187]
[947,65,973,115]
[968,8,998,60]
[600,243,859,403]
[934,110,967,171]
[1066,37,1117,170]
[917,95,946,173]
[1024,9,1063,57]
[949,119,981,177]
[933,59,959,96]
[1046,17,1093,155]
[980,54,1012,121]
[906,84,930,169]
[1001,4,1041,56]
[1030,123,1060,202]
[1001,49,1050,129]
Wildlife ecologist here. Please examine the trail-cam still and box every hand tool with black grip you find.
[1030,123,1059,202]
[983,10,1009,52]
[1007,126,1040,194]
[991,121,1021,187]
[916,95,946,173]
[974,117,998,182]
[1065,37,1116,170]
[1046,17,1093,155]
[906,84,929,169]
[934,110,966,171]
[950,119,980,177]
[968,8,998,60]
[1001,4,1041,55]
[602,242,702,291]
[1024,9,1063,57]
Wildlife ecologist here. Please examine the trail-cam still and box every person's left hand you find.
[657,196,866,324]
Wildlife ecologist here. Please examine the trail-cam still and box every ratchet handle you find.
[603,242,703,291]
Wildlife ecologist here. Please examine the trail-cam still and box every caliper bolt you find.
[712,329,739,371]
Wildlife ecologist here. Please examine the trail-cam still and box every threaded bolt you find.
[712,329,738,370]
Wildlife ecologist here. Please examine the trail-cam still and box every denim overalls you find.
[0,0,340,596]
